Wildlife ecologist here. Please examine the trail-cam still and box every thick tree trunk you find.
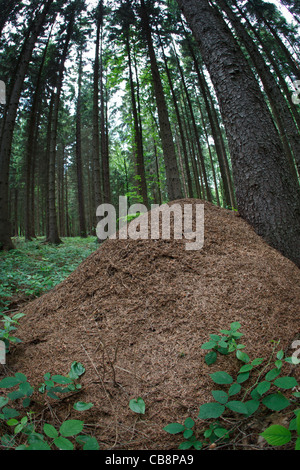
[140,0,183,201]
[216,0,300,178]
[0,0,54,250]
[177,0,300,267]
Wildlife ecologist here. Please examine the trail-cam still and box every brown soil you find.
[3,199,300,450]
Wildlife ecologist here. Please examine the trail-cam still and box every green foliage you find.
[129,397,146,415]
[0,363,99,450]
[164,323,300,450]
[0,312,25,352]
[0,237,97,315]
[200,321,248,365]
[163,418,202,450]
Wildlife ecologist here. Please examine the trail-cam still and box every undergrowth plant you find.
[164,322,300,450]
[0,362,99,450]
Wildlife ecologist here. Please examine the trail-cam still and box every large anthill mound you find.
[4,199,300,450]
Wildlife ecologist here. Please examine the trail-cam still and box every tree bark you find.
[140,0,183,201]
[177,0,300,267]
[0,0,54,250]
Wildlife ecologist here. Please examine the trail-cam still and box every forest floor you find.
[1,199,300,451]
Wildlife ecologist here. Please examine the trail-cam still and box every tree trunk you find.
[177,0,300,267]
[125,33,148,207]
[0,0,54,250]
[140,0,183,201]
[76,48,87,238]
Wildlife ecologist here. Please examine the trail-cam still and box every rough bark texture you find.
[177,0,300,267]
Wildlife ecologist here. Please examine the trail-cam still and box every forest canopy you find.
[0,0,299,265]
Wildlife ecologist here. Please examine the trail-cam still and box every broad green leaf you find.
[210,371,233,385]
[237,372,249,384]
[204,351,217,365]
[265,368,281,381]
[273,376,298,390]
[0,377,20,388]
[256,381,271,396]
[54,436,74,450]
[183,429,193,439]
[236,350,250,363]
[76,436,100,450]
[68,362,85,379]
[184,417,194,429]
[262,393,290,411]
[201,340,217,350]
[244,399,260,416]
[129,397,145,415]
[163,423,185,434]
[260,425,291,446]
[226,400,249,414]
[228,383,241,396]
[27,440,52,450]
[43,423,58,439]
[212,390,228,404]
[0,397,9,408]
[59,419,84,437]
[178,441,193,449]
[198,402,225,419]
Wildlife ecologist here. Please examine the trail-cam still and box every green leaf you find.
[256,381,271,396]
[239,364,253,373]
[236,350,250,363]
[129,397,145,415]
[273,377,298,390]
[251,358,264,366]
[76,435,100,450]
[237,372,249,384]
[201,340,217,350]
[73,401,94,411]
[54,436,74,450]
[43,423,58,439]
[183,429,194,439]
[198,402,225,419]
[262,393,290,411]
[0,397,9,408]
[59,419,84,437]
[260,425,291,446]
[228,383,241,397]
[178,441,193,449]
[210,371,233,385]
[230,322,241,331]
[14,373,27,383]
[226,401,249,415]
[265,368,281,381]
[163,423,185,434]
[27,440,52,450]
[0,376,20,388]
[214,427,229,438]
[184,417,195,429]
[244,399,260,416]
[212,390,228,404]
[295,437,300,450]
[6,418,18,426]
[68,362,85,380]
[204,350,217,365]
